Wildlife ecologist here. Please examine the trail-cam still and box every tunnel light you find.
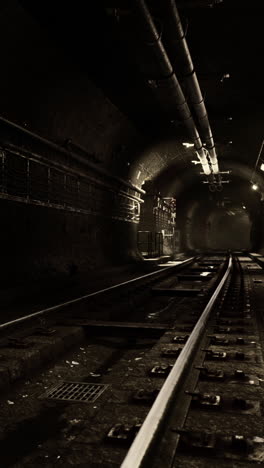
[242,205,246,209]
[191,160,201,165]
[182,142,194,148]
[260,163,264,172]
[252,184,258,191]
[220,73,230,82]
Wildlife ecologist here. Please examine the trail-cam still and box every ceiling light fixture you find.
[182,142,194,148]
[220,73,230,82]
[250,138,264,190]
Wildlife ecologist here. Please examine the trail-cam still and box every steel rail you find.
[121,254,232,468]
[0,257,194,331]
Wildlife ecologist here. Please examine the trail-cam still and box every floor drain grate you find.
[40,381,109,403]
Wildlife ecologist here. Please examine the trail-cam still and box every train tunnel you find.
[0,1,264,466]
[0,0,263,287]
[1,0,263,283]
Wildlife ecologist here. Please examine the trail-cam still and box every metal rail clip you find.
[172,335,189,344]
[186,391,222,409]
[150,364,174,376]
[208,336,230,345]
[132,389,159,404]
[106,423,142,443]
[196,366,225,381]
[203,349,227,360]
[161,348,182,358]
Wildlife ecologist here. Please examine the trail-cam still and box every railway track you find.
[0,253,262,467]
[123,254,264,468]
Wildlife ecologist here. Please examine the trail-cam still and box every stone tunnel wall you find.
[0,1,211,281]
[0,199,140,285]
[0,0,139,167]
[0,1,146,284]
[0,135,143,283]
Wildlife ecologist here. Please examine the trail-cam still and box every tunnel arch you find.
[132,141,264,255]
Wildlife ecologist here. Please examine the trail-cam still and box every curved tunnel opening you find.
[132,141,264,258]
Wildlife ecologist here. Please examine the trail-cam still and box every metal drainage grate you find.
[40,381,109,403]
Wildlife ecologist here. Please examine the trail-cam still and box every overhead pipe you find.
[162,0,220,174]
[134,0,211,176]
[196,147,211,176]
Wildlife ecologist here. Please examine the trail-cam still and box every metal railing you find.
[0,145,142,223]
[0,115,145,196]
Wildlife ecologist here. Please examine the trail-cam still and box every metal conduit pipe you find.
[135,0,211,176]
[197,147,211,175]
[162,0,220,174]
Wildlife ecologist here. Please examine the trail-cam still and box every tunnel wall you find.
[0,199,141,286]
[0,1,139,166]
[0,1,146,284]
[0,1,208,279]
